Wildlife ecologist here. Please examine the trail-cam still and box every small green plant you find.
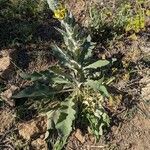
[125,0,146,33]
[88,1,133,45]
[13,0,116,149]
[89,0,148,36]
[89,2,131,33]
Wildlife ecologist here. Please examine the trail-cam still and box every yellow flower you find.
[53,5,66,20]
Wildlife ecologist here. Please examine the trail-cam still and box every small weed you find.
[125,0,146,33]
[89,0,150,44]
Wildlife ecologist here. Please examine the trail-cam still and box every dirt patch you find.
[110,114,150,150]
[66,112,150,150]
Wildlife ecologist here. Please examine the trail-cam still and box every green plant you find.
[125,0,150,33]
[13,0,116,149]
[88,1,132,45]
[89,1,131,33]
[89,0,148,36]
[0,0,47,47]
[89,4,110,30]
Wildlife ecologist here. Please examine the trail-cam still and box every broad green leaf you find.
[83,60,110,70]
[51,44,71,67]
[19,70,53,81]
[51,44,80,71]
[99,85,110,97]
[56,96,76,135]
[55,28,76,58]
[46,94,76,150]
[46,110,56,130]
[51,44,69,61]
[20,72,42,81]
[73,24,80,36]
[84,45,94,60]
[52,77,71,84]
[85,79,102,90]
[12,83,56,98]
[79,36,95,64]
[86,79,110,97]
[79,42,93,63]
[50,65,73,82]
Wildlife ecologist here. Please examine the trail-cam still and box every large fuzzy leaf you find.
[51,76,71,85]
[86,79,110,97]
[79,35,95,64]
[51,44,71,66]
[83,60,110,70]
[52,44,81,71]
[50,65,73,82]
[12,83,56,98]
[55,27,76,59]
[46,95,76,150]
[99,85,110,98]
[19,70,53,81]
